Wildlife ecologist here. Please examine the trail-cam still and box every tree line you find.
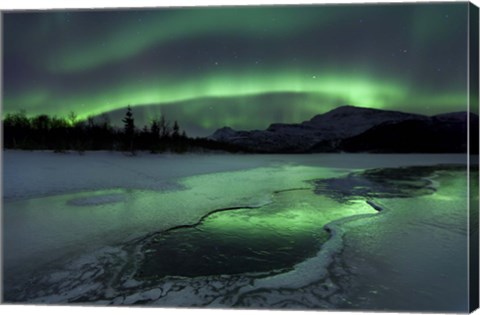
[2,106,243,154]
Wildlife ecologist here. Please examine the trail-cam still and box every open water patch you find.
[134,165,464,280]
[311,165,466,203]
[6,164,465,306]
[135,190,376,279]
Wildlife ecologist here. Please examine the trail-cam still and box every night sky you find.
[3,3,472,136]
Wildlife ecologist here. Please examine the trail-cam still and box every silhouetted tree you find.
[32,114,50,131]
[50,116,69,152]
[68,111,77,126]
[31,114,51,148]
[87,115,96,130]
[5,110,30,128]
[3,109,245,154]
[3,110,31,148]
[159,115,170,138]
[122,105,135,153]
[146,118,161,152]
[100,113,111,129]
[150,119,160,140]
[172,120,180,138]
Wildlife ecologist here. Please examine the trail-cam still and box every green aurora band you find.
[46,7,336,73]
[3,3,473,135]
[4,69,468,122]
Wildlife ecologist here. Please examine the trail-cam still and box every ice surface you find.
[3,150,278,201]
[3,164,340,276]
[2,150,474,311]
[336,170,471,312]
[67,192,127,206]
[3,150,467,201]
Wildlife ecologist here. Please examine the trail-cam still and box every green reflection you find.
[138,190,376,278]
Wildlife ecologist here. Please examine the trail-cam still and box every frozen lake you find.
[2,151,475,311]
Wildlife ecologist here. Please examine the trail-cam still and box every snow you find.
[2,150,474,311]
[4,150,466,201]
[3,150,277,201]
[209,105,430,151]
[123,288,162,304]
[1,151,325,282]
[304,105,426,138]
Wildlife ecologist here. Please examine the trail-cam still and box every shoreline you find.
[2,153,474,310]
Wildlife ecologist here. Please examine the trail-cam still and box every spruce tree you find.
[172,120,180,138]
[159,115,170,138]
[122,105,135,153]
[150,119,160,140]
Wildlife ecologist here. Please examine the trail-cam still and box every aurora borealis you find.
[3,3,473,136]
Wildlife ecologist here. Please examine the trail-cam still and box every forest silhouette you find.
[2,107,243,154]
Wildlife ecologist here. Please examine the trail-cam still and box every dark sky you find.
[3,3,472,136]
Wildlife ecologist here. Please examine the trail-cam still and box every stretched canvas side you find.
[469,2,480,313]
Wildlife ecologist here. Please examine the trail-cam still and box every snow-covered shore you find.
[2,151,469,272]
[2,150,474,311]
[3,150,467,201]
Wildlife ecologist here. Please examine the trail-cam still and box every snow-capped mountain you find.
[209,105,476,153]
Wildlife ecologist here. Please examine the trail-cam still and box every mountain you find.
[336,111,478,153]
[209,106,477,153]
